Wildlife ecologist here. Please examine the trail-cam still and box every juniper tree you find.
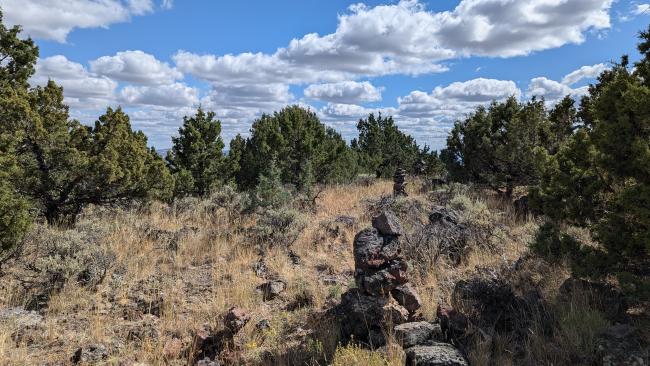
[531,28,650,299]
[166,107,225,197]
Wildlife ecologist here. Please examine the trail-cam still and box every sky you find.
[1,0,649,150]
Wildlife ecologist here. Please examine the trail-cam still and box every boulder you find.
[332,288,408,346]
[394,322,438,348]
[436,306,468,342]
[353,228,408,295]
[256,280,286,300]
[372,211,403,236]
[391,283,422,314]
[405,343,468,366]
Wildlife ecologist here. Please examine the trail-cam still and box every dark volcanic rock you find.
[71,344,108,364]
[332,288,408,346]
[372,211,403,236]
[405,343,468,366]
[256,280,286,300]
[353,228,408,296]
[391,283,422,314]
[559,278,628,321]
[394,322,438,348]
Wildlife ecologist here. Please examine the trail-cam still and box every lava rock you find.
[372,211,403,236]
[405,343,468,366]
[256,280,287,300]
[391,283,422,314]
[71,344,109,364]
[394,322,438,348]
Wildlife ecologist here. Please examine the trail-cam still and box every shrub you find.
[14,224,114,309]
[249,208,306,251]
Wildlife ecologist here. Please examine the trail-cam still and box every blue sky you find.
[2,0,649,150]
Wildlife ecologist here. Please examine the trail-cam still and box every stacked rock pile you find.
[333,211,468,365]
[394,168,408,196]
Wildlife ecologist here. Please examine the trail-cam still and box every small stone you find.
[372,211,403,236]
[256,280,286,300]
[394,322,438,348]
[224,307,251,333]
[256,319,271,331]
[196,357,220,366]
[391,283,422,313]
[405,343,468,366]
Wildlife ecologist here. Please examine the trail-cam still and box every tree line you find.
[0,11,437,261]
[1,11,647,299]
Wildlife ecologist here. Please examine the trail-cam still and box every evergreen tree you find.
[531,28,650,299]
[237,105,357,189]
[166,107,225,196]
[224,134,245,187]
[251,157,291,209]
[0,10,38,256]
[441,97,551,197]
[352,113,421,178]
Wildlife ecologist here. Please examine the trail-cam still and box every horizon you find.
[1,0,649,150]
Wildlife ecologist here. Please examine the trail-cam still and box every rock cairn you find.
[393,168,408,196]
[332,211,468,365]
[334,211,421,346]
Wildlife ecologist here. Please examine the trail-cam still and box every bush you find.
[14,224,114,309]
[249,208,306,252]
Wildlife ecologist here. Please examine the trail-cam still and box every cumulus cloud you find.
[175,0,612,86]
[398,78,520,119]
[31,56,117,106]
[118,83,199,107]
[304,81,383,103]
[526,77,589,102]
[0,0,158,42]
[91,51,183,85]
[561,63,609,85]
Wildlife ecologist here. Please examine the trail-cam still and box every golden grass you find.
[0,178,626,366]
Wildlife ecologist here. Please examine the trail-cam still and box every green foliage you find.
[531,28,650,299]
[250,158,292,209]
[0,138,31,263]
[441,96,557,196]
[249,207,307,251]
[237,105,357,189]
[166,107,225,196]
[0,10,38,88]
[351,113,421,178]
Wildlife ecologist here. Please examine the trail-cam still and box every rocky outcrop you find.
[193,307,250,364]
[394,322,442,348]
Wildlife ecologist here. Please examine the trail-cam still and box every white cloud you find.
[31,56,117,106]
[526,77,589,102]
[398,78,520,119]
[0,0,157,42]
[561,63,609,85]
[175,0,612,86]
[304,81,383,103]
[161,0,173,10]
[118,83,199,107]
[91,50,183,85]
[634,4,650,15]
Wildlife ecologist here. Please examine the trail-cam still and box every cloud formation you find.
[304,81,383,103]
[1,0,159,42]
[91,51,183,85]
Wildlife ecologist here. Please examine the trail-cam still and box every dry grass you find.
[0,178,637,366]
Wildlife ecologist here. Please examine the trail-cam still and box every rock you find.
[256,280,286,300]
[224,307,250,333]
[559,278,628,321]
[596,324,648,366]
[256,319,271,331]
[0,307,44,342]
[332,288,408,346]
[405,343,468,366]
[71,344,109,364]
[353,228,408,296]
[334,215,358,228]
[394,322,438,348]
[372,211,403,236]
[513,195,530,214]
[288,250,301,265]
[394,168,408,196]
[391,283,422,313]
[436,306,468,342]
